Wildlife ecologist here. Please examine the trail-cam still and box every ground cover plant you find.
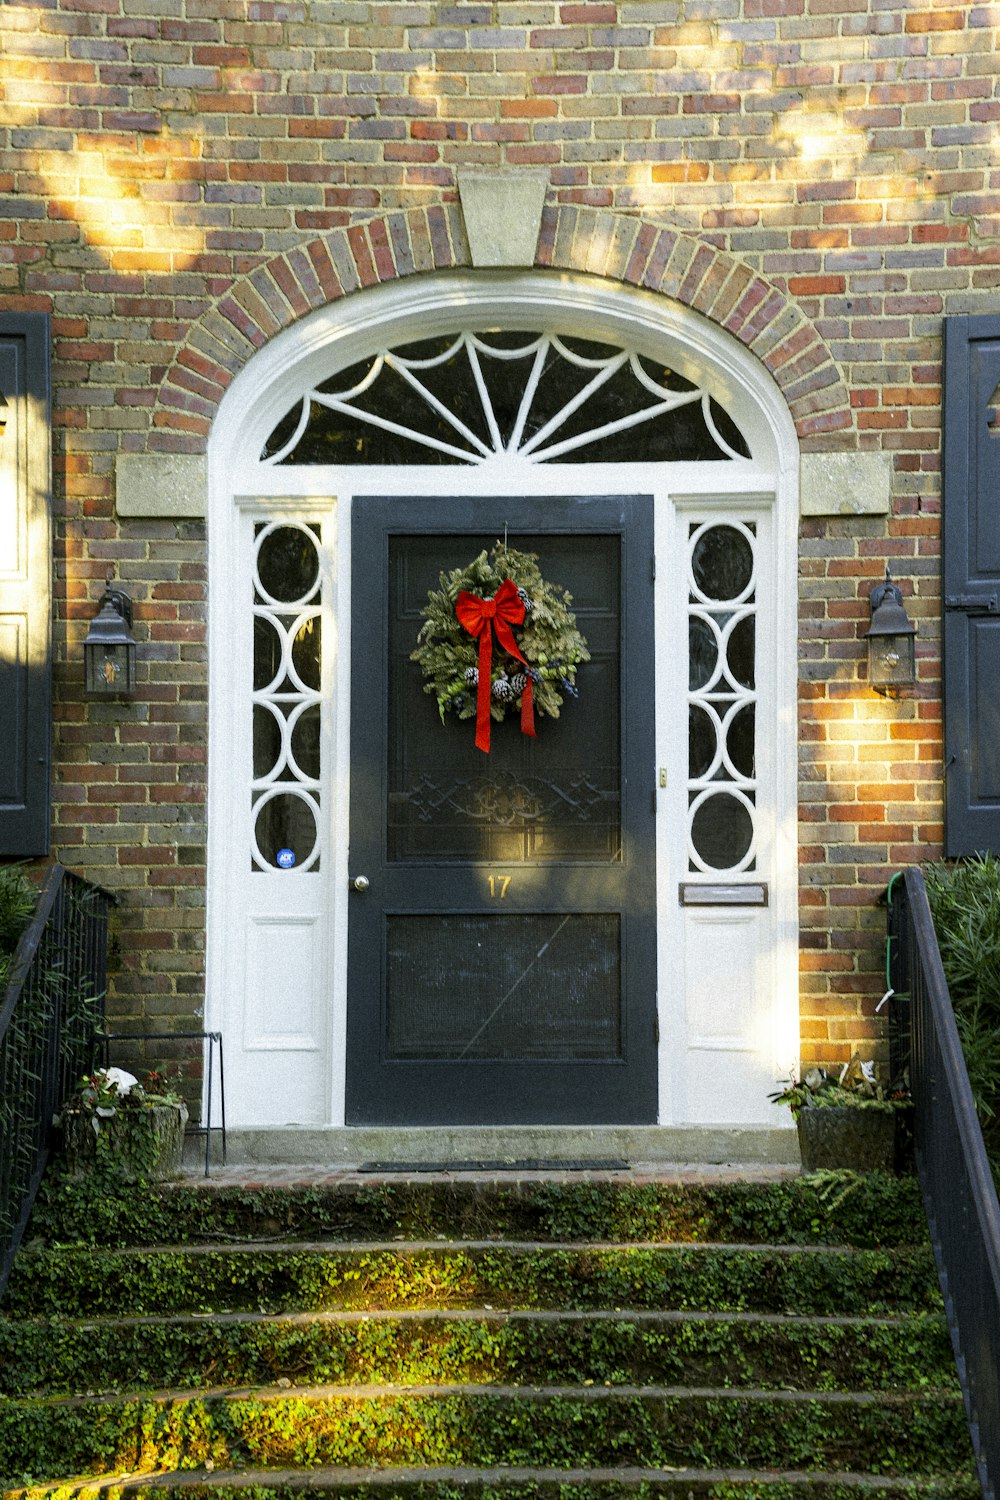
[0,1385,973,1480]
[10,1484,978,1500]
[1,1171,972,1493]
[3,1241,944,1321]
[25,1171,928,1252]
[0,1304,957,1400]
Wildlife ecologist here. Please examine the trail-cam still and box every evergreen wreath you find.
[412,543,590,733]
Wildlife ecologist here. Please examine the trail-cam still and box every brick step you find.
[9,1177,968,1492]
[25,1174,929,1251]
[0,1307,958,1399]
[3,1467,986,1500]
[0,1384,975,1484]
[3,1241,943,1320]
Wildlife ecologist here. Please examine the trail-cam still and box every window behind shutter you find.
[943,314,1000,857]
[0,313,51,857]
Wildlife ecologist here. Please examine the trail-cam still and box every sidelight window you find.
[251,521,323,873]
[686,521,758,875]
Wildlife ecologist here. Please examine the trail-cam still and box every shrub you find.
[924,854,1000,1168]
[0,866,38,994]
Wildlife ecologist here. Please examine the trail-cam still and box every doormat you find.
[356,1159,630,1173]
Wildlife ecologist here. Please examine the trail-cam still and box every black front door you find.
[346,494,656,1124]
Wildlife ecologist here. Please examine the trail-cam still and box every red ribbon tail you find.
[521,676,536,738]
[475,626,492,753]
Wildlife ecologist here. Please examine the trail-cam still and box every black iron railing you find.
[889,868,1000,1500]
[0,865,112,1298]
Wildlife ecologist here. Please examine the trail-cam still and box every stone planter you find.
[61,1101,189,1180]
[796,1106,896,1173]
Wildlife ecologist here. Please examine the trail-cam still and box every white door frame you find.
[205,270,801,1131]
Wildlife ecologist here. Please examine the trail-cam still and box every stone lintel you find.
[116,453,207,518]
[799,452,893,517]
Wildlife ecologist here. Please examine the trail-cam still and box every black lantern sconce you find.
[865,566,916,696]
[84,575,136,696]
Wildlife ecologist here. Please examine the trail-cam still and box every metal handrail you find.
[0,865,112,1300]
[890,867,1000,1500]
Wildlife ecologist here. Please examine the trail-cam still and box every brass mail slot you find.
[679,882,768,907]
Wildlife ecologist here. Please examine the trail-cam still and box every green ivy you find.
[4,1482,986,1500]
[40,1483,977,1500]
[0,1387,971,1486]
[4,1242,943,1321]
[0,1307,958,1400]
[3,1175,960,1494]
[24,1174,928,1255]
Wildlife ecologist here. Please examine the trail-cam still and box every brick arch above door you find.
[148,204,854,454]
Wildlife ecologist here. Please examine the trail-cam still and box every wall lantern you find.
[84,576,136,696]
[865,566,916,696]
[0,391,8,442]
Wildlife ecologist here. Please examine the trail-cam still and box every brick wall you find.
[2,0,996,1084]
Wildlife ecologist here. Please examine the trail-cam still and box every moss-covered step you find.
[1,1242,944,1321]
[2,1469,987,1500]
[0,1384,976,1486]
[26,1174,929,1253]
[0,1308,959,1400]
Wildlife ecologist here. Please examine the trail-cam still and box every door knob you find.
[351,875,370,892]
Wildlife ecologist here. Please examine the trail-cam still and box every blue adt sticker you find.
[276,848,296,869]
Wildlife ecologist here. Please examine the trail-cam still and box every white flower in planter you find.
[89,1067,138,1119]
[102,1067,138,1094]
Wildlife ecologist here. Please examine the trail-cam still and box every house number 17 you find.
[488,875,512,898]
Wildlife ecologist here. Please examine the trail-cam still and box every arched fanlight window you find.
[261,330,750,466]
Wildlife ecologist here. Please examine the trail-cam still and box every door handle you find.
[350,875,370,892]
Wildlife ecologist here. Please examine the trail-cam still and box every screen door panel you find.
[346,494,656,1126]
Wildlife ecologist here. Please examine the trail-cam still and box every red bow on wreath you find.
[455,578,536,754]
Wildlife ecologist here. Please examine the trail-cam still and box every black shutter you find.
[943,314,1000,856]
[0,313,52,857]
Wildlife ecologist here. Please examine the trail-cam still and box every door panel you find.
[346,494,656,1125]
[386,912,621,1061]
